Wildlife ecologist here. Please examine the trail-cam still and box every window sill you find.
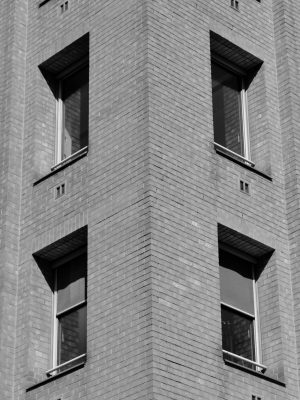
[46,353,86,377]
[223,350,266,373]
[33,147,88,186]
[51,146,88,171]
[224,359,286,387]
[39,0,51,7]
[214,143,272,181]
[26,360,85,392]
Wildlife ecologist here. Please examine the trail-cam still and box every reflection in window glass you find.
[219,250,254,315]
[58,306,87,365]
[61,66,89,160]
[57,254,86,313]
[212,62,244,156]
[221,305,255,362]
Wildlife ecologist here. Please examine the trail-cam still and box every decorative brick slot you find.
[60,1,69,13]
[240,180,250,194]
[231,0,239,10]
[55,183,66,199]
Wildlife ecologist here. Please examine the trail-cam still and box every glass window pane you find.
[62,66,89,159]
[57,253,86,313]
[57,305,87,365]
[222,306,255,362]
[212,63,244,156]
[219,250,254,315]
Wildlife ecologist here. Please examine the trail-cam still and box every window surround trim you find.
[211,55,252,162]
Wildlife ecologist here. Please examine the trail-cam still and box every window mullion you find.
[252,267,262,365]
[241,81,251,160]
[56,82,63,164]
[52,269,58,368]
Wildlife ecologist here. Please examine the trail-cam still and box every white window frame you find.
[212,55,254,167]
[53,58,89,169]
[46,247,87,376]
[219,245,266,372]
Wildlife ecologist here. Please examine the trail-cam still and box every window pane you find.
[62,66,89,159]
[57,253,86,313]
[57,305,87,365]
[222,306,255,362]
[212,63,244,156]
[219,250,254,315]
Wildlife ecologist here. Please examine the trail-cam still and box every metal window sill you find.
[51,146,88,171]
[222,350,266,372]
[224,359,285,387]
[46,354,87,376]
[214,143,272,181]
[33,147,88,186]
[26,360,85,392]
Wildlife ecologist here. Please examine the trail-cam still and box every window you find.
[219,247,265,372]
[33,226,88,379]
[211,58,250,161]
[210,32,266,171]
[39,34,89,172]
[217,225,285,379]
[56,63,89,164]
[50,251,87,375]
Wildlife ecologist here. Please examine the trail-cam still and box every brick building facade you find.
[1,0,300,399]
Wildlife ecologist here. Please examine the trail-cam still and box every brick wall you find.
[14,1,152,399]
[0,0,28,399]
[147,0,297,399]
[273,0,300,389]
